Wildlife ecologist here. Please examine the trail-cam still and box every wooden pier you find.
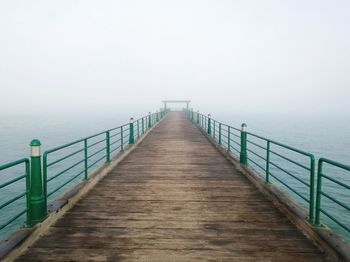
[16,112,327,261]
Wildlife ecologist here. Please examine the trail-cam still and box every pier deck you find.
[17,112,325,261]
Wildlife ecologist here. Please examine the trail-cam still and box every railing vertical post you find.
[213,120,216,139]
[240,124,248,165]
[266,141,270,183]
[121,126,124,151]
[156,111,159,122]
[142,117,144,134]
[197,111,199,124]
[106,131,111,163]
[29,139,46,227]
[137,119,140,138]
[148,112,151,128]
[315,160,323,225]
[207,114,211,135]
[309,157,316,223]
[84,139,88,180]
[228,126,231,151]
[219,123,222,145]
[129,118,134,144]
[25,160,30,227]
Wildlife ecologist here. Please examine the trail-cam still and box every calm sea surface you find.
[0,112,349,242]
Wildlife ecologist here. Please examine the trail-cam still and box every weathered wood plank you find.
[16,112,326,261]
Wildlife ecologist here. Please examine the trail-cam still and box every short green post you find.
[309,157,316,223]
[129,118,134,144]
[197,111,199,124]
[228,126,231,151]
[266,141,270,183]
[84,139,88,180]
[121,126,124,151]
[106,131,111,163]
[207,114,211,135]
[213,120,216,138]
[148,112,151,128]
[315,160,323,225]
[219,123,222,145]
[240,123,248,165]
[29,139,46,227]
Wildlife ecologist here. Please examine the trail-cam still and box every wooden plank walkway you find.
[16,112,326,261]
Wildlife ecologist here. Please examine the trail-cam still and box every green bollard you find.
[228,126,231,151]
[106,131,111,163]
[207,114,211,135]
[129,118,134,144]
[148,112,151,128]
[266,141,270,183]
[121,126,124,151]
[29,139,46,227]
[240,123,248,165]
[84,139,88,180]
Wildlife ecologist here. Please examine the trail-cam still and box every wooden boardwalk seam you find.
[16,112,327,261]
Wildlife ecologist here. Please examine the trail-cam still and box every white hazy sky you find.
[0,0,349,116]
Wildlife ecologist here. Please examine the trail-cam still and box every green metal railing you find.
[0,110,167,240]
[0,159,30,233]
[188,109,349,241]
[43,123,129,203]
[315,158,350,234]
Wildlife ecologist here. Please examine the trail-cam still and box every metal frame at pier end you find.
[162,100,191,110]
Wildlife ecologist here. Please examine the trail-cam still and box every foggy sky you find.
[0,0,349,116]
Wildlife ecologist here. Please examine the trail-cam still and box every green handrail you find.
[315,158,350,234]
[0,158,30,236]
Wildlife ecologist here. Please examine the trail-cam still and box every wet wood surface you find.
[17,112,326,261]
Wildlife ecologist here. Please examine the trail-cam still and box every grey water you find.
[0,112,349,242]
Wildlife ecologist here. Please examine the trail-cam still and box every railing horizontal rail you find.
[0,174,26,190]
[0,158,29,238]
[87,147,106,160]
[47,148,85,168]
[87,138,106,149]
[47,159,85,183]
